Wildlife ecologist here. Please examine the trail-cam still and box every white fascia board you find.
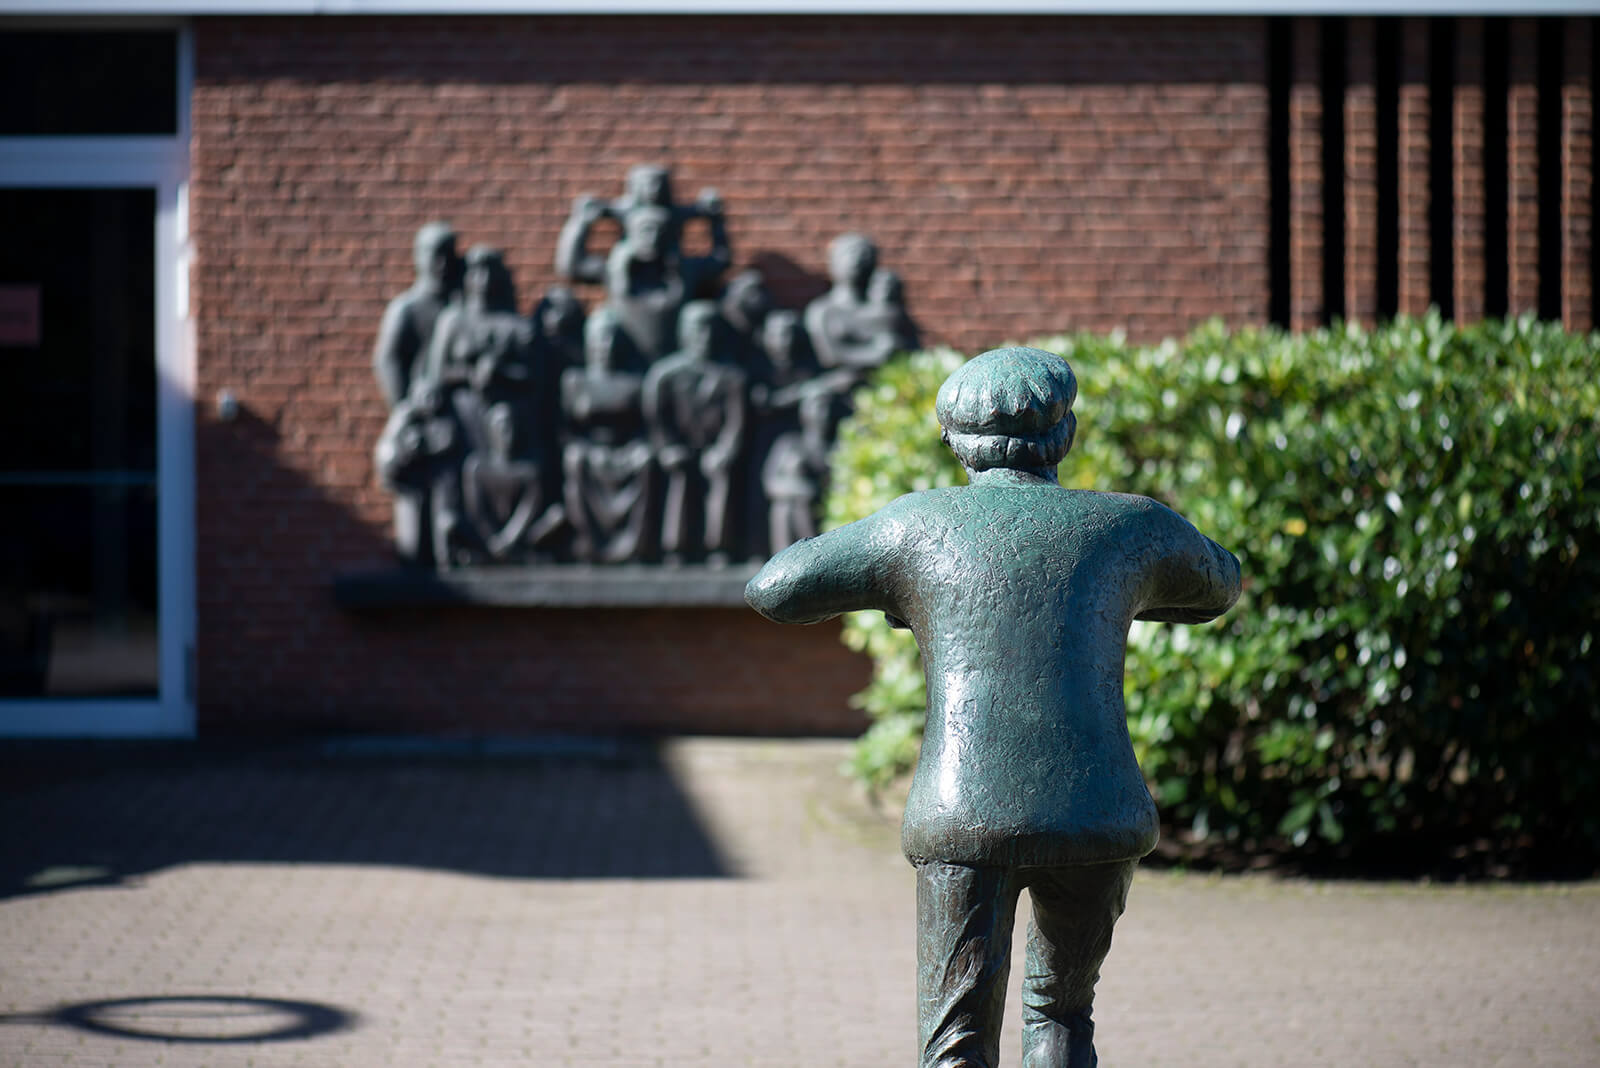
[5,2,1600,17]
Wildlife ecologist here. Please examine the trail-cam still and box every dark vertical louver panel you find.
[1269,18,1293,328]
[1377,20,1401,319]
[1484,20,1510,318]
[1538,18,1565,321]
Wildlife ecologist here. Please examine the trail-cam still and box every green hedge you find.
[827,314,1600,863]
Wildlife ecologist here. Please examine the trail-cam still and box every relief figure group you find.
[374,165,917,569]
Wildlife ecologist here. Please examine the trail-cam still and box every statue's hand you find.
[700,448,732,477]
[395,426,424,461]
[575,195,605,224]
[696,188,724,216]
[471,356,497,391]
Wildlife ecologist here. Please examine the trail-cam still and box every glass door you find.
[0,188,160,699]
[0,23,193,735]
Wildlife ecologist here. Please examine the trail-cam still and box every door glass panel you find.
[0,188,158,697]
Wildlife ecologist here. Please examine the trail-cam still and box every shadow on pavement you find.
[0,995,359,1044]
[0,738,730,900]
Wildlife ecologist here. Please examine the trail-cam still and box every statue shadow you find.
[0,737,731,901]
[0,995,358,1045]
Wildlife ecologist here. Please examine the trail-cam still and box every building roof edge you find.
[4,1,1599,18]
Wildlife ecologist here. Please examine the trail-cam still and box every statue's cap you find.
[935,347,1077,437]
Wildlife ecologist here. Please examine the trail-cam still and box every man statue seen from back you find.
[746,346,1241,1068]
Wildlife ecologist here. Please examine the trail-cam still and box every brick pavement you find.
[0,738,1596,1067]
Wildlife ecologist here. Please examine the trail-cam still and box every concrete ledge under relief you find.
[332,564,762,609]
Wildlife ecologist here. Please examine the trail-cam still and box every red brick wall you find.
[1345,18,1380,325]
[1508,18,1542,316]
[1398,19,1432,318]
[188,14,1271,734]
[1455,19,1488,324]
[1289,18,1323,332]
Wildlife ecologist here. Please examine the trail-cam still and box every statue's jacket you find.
[747,478,1241,869]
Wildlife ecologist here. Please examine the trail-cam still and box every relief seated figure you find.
[375,379,468,569]
[461,402,566,563]
[561,308,658,564]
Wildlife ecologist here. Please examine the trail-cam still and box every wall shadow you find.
[0,738,730,901]
[209,15,1260,87]
[745,250,829,313]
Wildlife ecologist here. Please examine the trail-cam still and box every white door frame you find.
[0,23,195,736]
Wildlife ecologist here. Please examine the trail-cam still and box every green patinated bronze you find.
[747,346,1240,1068]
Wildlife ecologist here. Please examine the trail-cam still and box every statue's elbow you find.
[744,566,792,622]
[1214,548,1244,613]
[745,555,831,625]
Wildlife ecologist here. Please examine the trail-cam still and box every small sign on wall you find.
[0,285,41,347]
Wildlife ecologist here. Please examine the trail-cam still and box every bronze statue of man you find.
[747,346,1240,1068]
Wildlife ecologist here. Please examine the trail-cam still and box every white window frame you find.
[0,21,195,737]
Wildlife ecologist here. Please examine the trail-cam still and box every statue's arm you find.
[422,310,452,385]
[705,375,746,471]
[1134,503,1242,625]
[373,299,411,408]
[746,512,900,624]
[700,196,732,275]
[374,407,418,485]
[555,197,608,284]
[487,483,540,558]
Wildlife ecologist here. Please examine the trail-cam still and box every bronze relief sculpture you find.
[748,347,1241,1068]
[372,166,916,568]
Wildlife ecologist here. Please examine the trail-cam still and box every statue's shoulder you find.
[429,301,463,333]
[378,287,420,333]
[1060,491,1201,547]
[883,484,961,514]
[861,486,972,544]
[1053,488,1165,517]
